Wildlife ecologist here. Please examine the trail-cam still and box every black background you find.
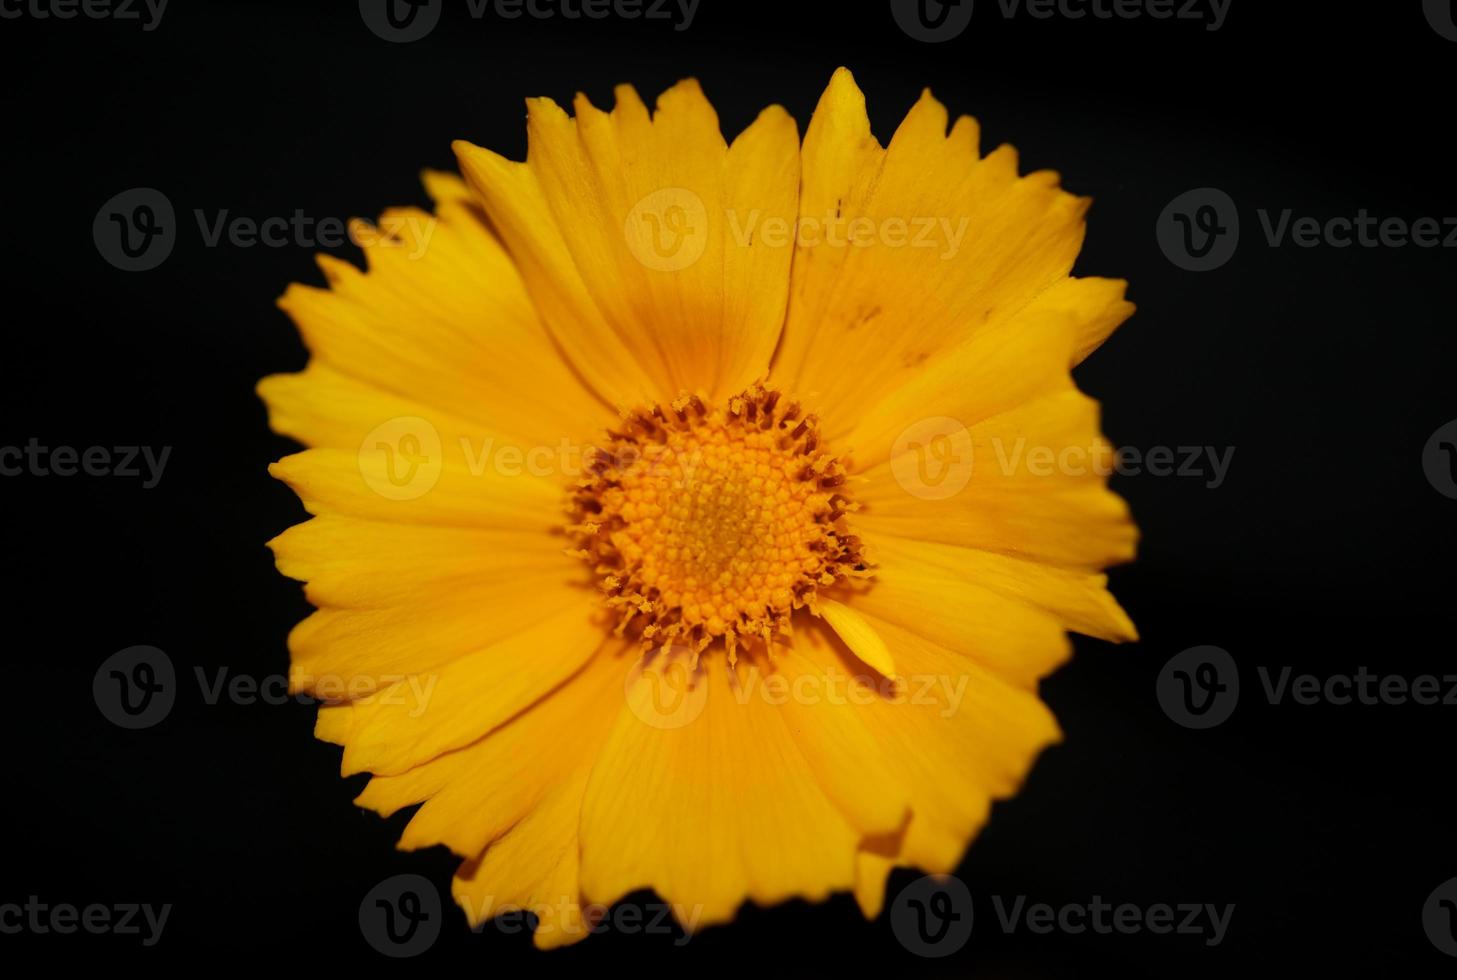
[3,0,1456,974]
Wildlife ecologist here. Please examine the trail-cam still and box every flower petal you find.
[267,447,561,529]
[856,534,1136,656]
[455,80,799,408]
[270,513,590,695]
[266,186,612,448]
[774,68,1113,443]
[818,598,897,679]
[855,389,1138,570]
[794,614,1061,873]
[764,640,911,838]
[353,648,622,854]
[578,655,860,929]
[355,652,629,949]
[317,593,607,776]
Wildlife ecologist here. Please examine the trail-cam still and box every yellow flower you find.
[259,67,1137,949]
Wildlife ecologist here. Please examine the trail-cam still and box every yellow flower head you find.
[259,67,1138,949]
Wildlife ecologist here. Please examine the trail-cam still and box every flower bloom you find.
[260,67,1138,948]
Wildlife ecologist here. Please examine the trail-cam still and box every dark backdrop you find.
[3,1,1456,974]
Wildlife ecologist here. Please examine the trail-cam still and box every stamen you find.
[568,383,870,659]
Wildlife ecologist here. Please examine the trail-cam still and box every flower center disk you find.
[569,386,868,660]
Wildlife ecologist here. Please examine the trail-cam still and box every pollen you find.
[568,384,870,662]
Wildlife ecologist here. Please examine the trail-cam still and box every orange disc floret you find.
[569,384,870,661]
